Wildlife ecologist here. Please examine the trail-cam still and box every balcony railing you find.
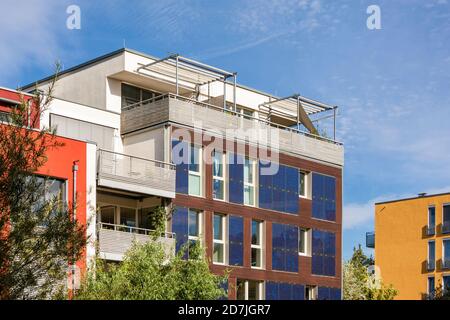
[121,93,344,166]
[97,149,176,198]
[97,222,176,261]
[442,221,450,234]
[366,232,375,249]
[426,225,436,236]
[123,93,342,145]
[427,260,435,271]
[441,259,450,270]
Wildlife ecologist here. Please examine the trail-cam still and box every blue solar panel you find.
[229,153,244,204]
[259,162,299,214]
[272,223,298,272]
[330,288,341,300]
[265,282,279,300]
[279,283,291,300]
[229,215,244,266]
[293,284,305,300]
[172,140,188,194]
[218,280,228,300]
[312,230,336,276]
[285,166,299,214]
[312,173,336,221]
[172,206,188,256]
[318,287,330,300]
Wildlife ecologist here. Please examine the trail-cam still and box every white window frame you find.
[188,145,203,197]
[244,158,257,207]
[298,228,312,256]
[188,209,203,245]
[299,170,311,199]
[251,220,264,269]
[305,285,318,300]
[238,280,264,300]
[212,150,226,201]
[213,213,227,265]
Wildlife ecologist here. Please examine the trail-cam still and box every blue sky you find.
[1,0,450,259]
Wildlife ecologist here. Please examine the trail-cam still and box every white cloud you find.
[0,0,66,85]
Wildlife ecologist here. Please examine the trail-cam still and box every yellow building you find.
[373,192,450,300]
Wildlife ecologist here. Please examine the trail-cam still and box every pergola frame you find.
[137,54,238,111]
[259,94,338,139]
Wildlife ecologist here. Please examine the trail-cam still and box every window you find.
[100,206,115,225]
[0,111,11,123]
[428,206,435,228]
[188,145,202,196]
[236,107,254,120]
[428,240,435,271]
[213,150,225,200]
[121,83,159,109]
[443,239,450,268]
[32,177,66,214]
[299,171,310,198]
[305,285,318,300]
[188,209,202,251]
[251,220,264,268]
[428,206,436,235]
[244,158,256,206]
[444,276,450,294]
[236,279,264,300]
[120,207,136,228]
[428,277,435,298]
[213,213,226,264]
[138,207,157,230]
[443,204,450,233]
[299,228,311,256]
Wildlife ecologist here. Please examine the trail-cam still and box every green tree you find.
[343,245,397,300]
[0,66,86,299]
[74,240,228,300]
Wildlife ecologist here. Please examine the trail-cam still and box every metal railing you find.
[442,221,450,234]
[426,225,435,236]
[97,149,176,191]
[123,93,343,146]
[98,222,175,239]
[442,259,450,270]
[427,260,435,271]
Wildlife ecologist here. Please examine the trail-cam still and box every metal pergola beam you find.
[137,53,237,110]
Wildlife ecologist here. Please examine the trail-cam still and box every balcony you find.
[427,260,435,271]
[426,225,436,236]
[98,222,176,261]
[97,149,176,198]
[366,232,375,249]
[121,94,344,166]
[442,221,450,234]
[441,259,450,270]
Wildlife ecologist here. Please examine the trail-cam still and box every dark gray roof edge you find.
[375,192,450,205]
[19,48,128,91]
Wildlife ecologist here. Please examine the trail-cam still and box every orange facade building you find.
[374,193,450,299]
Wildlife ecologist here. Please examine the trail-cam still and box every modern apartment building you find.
[17,48,343,300]
[370,192,450,300]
